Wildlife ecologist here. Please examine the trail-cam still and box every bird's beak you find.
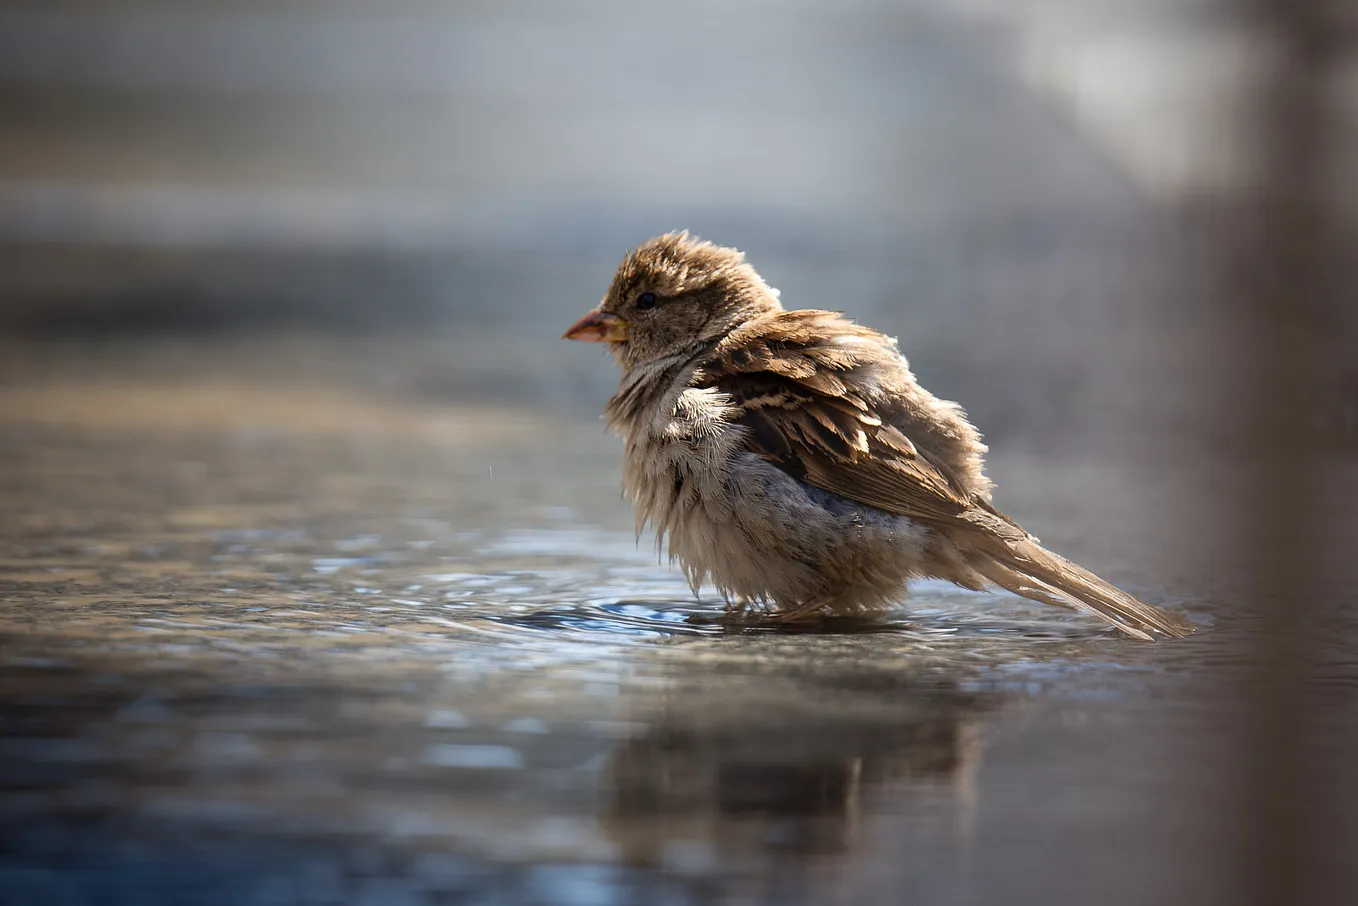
[562,308,629,343]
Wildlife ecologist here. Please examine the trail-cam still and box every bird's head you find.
[563,231,782,369]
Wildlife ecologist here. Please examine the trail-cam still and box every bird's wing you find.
[698,310,1020,537]
[696,310,1199,639]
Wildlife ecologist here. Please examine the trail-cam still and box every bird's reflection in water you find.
[603,655,988,898]
[0,624,997,904]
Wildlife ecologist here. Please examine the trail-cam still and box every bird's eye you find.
[635,292,657,311]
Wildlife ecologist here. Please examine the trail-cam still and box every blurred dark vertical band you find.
[1230,0,1343,903]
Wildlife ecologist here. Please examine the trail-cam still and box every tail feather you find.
[967,537,1193,640]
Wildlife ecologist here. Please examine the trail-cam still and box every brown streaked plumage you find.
[563,231,1193,640]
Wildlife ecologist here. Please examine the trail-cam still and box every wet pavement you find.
[4,338,1354,905]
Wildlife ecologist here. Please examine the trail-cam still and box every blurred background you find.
[0,1,1355,904]
[3,0,1351,442]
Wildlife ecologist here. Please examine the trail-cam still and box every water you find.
[0,338,1352,906]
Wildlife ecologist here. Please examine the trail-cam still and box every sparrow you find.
[563,232,1192,640]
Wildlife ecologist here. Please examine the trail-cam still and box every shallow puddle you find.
[0,347,1350,905]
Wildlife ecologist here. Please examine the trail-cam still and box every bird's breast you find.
[616,387,744,539]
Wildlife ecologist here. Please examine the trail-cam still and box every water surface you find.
[0,341,1348,906]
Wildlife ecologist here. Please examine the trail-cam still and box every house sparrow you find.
[564,232,1192,640]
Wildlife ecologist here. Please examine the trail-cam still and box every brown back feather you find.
[694,309,1193,639]
[697,310,1007,531]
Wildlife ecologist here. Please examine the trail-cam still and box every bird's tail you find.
[965,535,1193,640]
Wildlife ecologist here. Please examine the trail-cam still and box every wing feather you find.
[699,310,990,530]
[693,309,1190,637]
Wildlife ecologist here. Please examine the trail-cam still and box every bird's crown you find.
[610,231,761,300]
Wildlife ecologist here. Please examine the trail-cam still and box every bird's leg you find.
[711,594,775,625]
[725,594,753,619]
[771,598,832,622]
[684,594,759,626]
[690,596,836,628]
